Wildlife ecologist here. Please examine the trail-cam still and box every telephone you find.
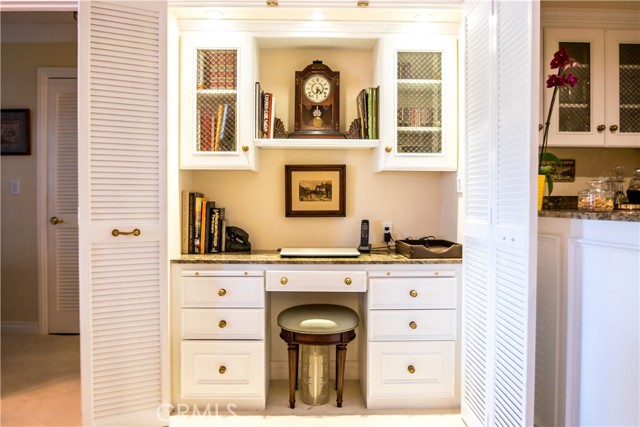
[358,219,371,253]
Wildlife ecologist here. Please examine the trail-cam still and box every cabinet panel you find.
[182,308,264,339]
[369,277,456,309]
[369,309,456,341]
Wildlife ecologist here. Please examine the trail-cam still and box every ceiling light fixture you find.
[309,11,326,21]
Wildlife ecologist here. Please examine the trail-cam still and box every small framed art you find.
[1,109,31,155]
[285,164,346,217]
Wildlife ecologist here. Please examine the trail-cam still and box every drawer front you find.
[369,309,456,341]
[369,341,455,398]
[181,341,264,398]
[369,277,456,309]
[266,270,366,292]
[182,276,264,308]
[182,308,264,340]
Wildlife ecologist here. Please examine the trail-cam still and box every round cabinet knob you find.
[610,125,619,132]
[409,321,417,329]
[218,320,227,328]
[344,277,352,286]
[434,272,439,276]
[218,288,227,297]
[409,289,418,298]
[385,146,392,153]
[597,124,606,132]
[538,124,543,131]
[407,365,416,374]
[194,272,200,277]
[242,145,249,152]
[280,277,288,285]
[219,366,227,374]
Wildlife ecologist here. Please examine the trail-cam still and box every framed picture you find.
[541,158,575,182]
[1,109,31,155]
[285,164,346,217]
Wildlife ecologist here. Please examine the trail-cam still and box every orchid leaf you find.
[541,152,562,165]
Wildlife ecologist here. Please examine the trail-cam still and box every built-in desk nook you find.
[170,252,462,411]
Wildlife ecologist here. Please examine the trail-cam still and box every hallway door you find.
[47,77,79,334]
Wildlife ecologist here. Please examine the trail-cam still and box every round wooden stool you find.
[277,304,359,408]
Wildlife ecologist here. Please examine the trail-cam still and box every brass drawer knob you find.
[280,277,288,285]
[218,288,227,297]
[409,289,418,298]
[242,145,249,152]
[409,321,417,329]
[385,146,392,153]
[219,366,227,374]
[218,320,227,328]
[407,365,416,374]
[344,277,352,285]
[610,124,619,132]
[597,124,606,132]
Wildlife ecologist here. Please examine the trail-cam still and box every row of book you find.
[182,191,227,254]
[254,82,276,139]
[197,49,237,90]
[397,106,441,128]
[197,103,235,152]
[356,86,380,139]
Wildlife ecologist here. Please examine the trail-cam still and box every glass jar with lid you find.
[578,179,614,211]
[627,168,640,204]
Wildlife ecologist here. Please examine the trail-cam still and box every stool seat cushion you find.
[277,304,359,334]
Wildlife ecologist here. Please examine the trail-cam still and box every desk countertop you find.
[172,250,462,265]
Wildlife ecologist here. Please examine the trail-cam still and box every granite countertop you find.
[539,196,640,222]
[172,250,462,264]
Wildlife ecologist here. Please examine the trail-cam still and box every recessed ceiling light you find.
[206,10,224,19]
[310,11,326,21]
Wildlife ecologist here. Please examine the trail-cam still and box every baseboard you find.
[271,360,359,381]
[1,321,39,335]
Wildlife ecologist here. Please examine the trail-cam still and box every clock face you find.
[304,75,331,103]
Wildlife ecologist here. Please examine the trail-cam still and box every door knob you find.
[597,124,606,132]
[50,217,64,225]
[609,124,619,132]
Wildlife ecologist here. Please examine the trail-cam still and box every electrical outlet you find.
[382,222,393,238]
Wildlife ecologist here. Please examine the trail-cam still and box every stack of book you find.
[198,103,235,152]
[197,49,237,90]
[255,82,276,138]
[356,86,380,139]
[181,191,227,254]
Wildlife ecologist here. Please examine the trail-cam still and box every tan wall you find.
[1,43,77,323]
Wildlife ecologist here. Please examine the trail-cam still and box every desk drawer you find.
[266,270,366,292]
[181,341,264,398]
[369,277,456,309]
[369,341,454,398]
[182,308,264,340]
[182,276,264,308]
[369,309,456,341]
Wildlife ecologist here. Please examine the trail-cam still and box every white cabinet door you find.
[180,32,257,170]
[78,1,168,425]
[375,34,458,171]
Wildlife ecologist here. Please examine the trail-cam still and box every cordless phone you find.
[358,219,371,253]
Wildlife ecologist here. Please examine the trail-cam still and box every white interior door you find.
[47,77,79,334]
[78,1,168,425]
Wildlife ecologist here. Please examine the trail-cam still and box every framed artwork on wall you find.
[285,164,346,217]
[1,109,31,155]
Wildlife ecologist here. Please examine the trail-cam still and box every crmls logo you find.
[156,403,237,422]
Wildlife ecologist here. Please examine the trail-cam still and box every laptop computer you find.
[279,247,361,258]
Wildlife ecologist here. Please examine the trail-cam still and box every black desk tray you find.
[395,239,463,259]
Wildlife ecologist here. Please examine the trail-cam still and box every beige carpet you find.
[1,334,463,427]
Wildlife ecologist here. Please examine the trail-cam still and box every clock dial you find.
[304,75,331,103]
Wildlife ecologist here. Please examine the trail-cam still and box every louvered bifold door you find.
[461,1,494,426]
[78,1,168,426]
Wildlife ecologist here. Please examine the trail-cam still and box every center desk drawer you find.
[182,276,264,308]
[266,270,366,292]
[369,277,456,309]
[182,308,264,340]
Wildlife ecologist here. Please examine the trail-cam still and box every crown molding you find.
[1,23,77,43]
[542,8,640,29]
[0,1,77,11]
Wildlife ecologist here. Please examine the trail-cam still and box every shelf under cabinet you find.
[255,138,379,149]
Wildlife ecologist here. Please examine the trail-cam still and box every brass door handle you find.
[218,288,227,297]
[597,124,606,132]
[219,366,227,374]
[610,124,619,132]
[50,216,64,225]
[409,289,418,298]
[407,365,416,374]
[409,321,417,329]
[344,277,352,285]
[112,228,141,237]
[218,320,227,328]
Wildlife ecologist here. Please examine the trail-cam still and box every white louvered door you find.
[78,1,168,425]
[461,1,538,426]
[47,77,79,334]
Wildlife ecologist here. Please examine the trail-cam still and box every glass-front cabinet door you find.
[544,28,639,148]
[376,35,457,171]
[180,32,256,169]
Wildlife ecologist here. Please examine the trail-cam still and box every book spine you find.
[268,96,275,139]
[209,208,221,253]
[367,87,374,140]
[188,192,195,254]
[255,82,262,138]
[214,104,224,150]
[218,104,229,144]
[199,198,208,254]
[199,109,213,151]
[203,201,216,254]
[262,93,271,138]
[181,191,189,254]
[362,89,369,139]
[372,86,379,139]
[193,196,205,254]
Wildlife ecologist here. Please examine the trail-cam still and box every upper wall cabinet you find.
[543,28,640,148]
[180,32,257,170]
[375,35,458,171]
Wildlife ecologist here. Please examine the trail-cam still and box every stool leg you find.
[287,343,298,409]
[336,343,347,408]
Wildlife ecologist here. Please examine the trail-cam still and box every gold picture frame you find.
[1,109,31,155]
[285,164,346,217]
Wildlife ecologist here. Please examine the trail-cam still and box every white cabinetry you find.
[543,28,640,148]
[179,32,257,169]
[361,269,460,409]
[171,267,267,409]
[375,35,458,171]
